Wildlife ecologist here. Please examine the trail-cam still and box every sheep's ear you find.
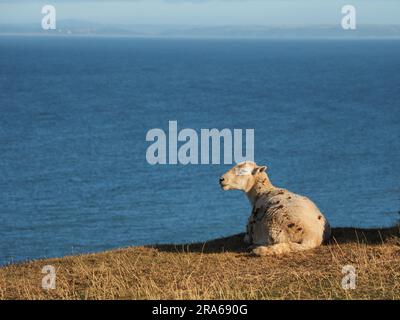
[252,166,267,175]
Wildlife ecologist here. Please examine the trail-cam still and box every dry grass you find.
[0,226,399,300]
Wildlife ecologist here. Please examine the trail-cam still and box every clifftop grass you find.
[1,226,399,300]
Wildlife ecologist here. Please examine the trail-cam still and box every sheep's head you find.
[219,161,267,192]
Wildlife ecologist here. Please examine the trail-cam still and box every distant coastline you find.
[1,23,400,39]
[2,33,400,41]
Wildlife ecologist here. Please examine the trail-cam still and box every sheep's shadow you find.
[149,226,400,254]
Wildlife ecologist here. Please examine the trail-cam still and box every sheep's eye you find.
[235,168,251,176]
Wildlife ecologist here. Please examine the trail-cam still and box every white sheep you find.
[219,161,331,255]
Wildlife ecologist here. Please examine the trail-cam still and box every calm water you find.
[0,37,399,265]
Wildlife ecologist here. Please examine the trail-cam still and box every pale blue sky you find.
[0,0,399,25]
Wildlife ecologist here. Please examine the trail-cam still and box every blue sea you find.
[0,36,399,265]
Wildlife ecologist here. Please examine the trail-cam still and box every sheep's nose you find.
[219,177,225,183]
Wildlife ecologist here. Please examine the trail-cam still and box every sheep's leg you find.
[252,242,316,256]
[247,244,259,251]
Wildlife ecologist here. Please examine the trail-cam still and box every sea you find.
[0,36,399,265]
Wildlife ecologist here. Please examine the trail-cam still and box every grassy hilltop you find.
[0,226,399,300]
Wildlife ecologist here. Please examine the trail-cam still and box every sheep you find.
[219,161,331,256]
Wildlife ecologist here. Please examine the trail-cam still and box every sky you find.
[0,0,399,26]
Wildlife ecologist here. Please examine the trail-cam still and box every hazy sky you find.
[0,0,399,25]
